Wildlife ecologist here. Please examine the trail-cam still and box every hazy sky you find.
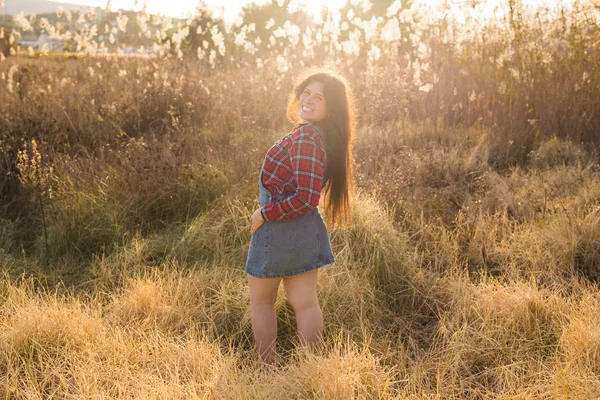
[44,0,348,21]
[2,0,575,24]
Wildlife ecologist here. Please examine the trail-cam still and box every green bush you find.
[529,137,588,170]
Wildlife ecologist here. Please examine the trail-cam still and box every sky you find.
[2,0,576,24]
[44,0,348,22]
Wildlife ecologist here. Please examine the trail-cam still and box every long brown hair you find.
[286,68,355,228]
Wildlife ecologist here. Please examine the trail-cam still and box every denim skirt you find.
[245,164,335,279]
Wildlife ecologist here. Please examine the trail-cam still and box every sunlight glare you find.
[297,0,347,19]
[411,0,578,25]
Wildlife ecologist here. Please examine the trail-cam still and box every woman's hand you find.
[250,207,265,235]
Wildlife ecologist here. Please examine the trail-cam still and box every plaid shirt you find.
[260,123,327,223]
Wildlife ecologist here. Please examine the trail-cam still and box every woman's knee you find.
[283,271,319,313]
[287,293,319,314]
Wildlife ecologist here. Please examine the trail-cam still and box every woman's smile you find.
[299,80,327,122]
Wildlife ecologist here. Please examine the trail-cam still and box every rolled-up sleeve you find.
[262,127,327,223]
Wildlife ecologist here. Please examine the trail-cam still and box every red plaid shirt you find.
[260,123,327,223]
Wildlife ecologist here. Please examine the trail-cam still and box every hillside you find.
[1,0,86,16]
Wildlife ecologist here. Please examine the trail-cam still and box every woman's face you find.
[299,80,327,123]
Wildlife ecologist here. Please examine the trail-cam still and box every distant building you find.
[19,32,39,48]
[38,33,66,52]
[18,33,66,52]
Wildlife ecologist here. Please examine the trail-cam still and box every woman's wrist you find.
[260,207,268,222]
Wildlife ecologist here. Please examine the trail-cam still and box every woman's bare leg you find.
[283,269,323,352]
[247,274,281,364]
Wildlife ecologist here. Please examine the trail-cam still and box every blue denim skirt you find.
[245,164,335,279]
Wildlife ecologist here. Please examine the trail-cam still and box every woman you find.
[245,68,355,364]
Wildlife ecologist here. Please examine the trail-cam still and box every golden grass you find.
[1,164,599,397]
[1,114,599,397]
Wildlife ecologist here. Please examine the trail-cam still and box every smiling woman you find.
[299,81,327,122]
[245,67,355,364]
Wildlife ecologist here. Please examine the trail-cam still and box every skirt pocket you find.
[245,223,269,275]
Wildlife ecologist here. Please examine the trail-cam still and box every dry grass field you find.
[1,0,599,398]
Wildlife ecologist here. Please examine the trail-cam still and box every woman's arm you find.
[250,206,266,235]
[261,125,327,223]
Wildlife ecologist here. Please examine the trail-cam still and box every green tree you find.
[0,27,15,57]
[180,5,224,60]
[237,0,311,44]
